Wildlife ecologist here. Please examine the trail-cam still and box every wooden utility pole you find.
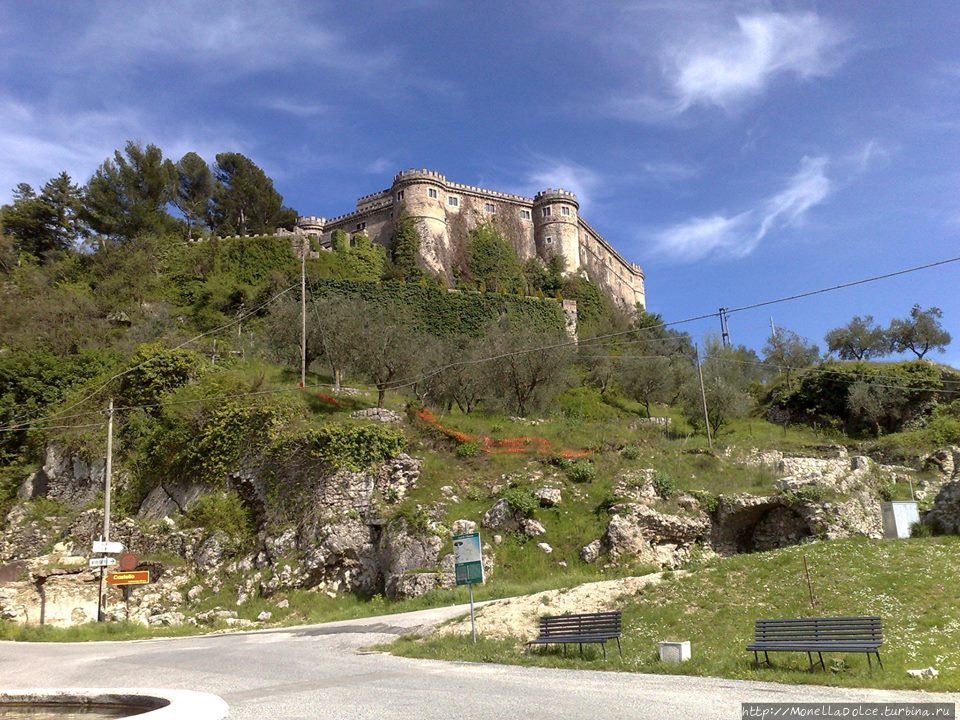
[300,240,307,389]
[695,345,713,450]
[97,398,114,622]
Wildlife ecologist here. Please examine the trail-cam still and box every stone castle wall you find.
[297,169,646,310]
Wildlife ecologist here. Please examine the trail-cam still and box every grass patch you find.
[388,536,960,691]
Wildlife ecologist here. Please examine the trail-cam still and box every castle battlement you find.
[296,167,646,311]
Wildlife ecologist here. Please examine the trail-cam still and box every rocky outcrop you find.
[17,445,124,506]
[600,504,710,568]
[925,481,960,534]
[350,408,402,423]
[138,483,210,520]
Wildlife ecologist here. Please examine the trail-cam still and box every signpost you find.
[92,540,124,554]
[88,557,117,568]
[107,571,150,586]
[453,532,484,644]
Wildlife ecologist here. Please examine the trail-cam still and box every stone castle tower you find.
[295,169,645,310]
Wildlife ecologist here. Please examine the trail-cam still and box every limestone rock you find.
[481,499,521,532]
[534,487,561,507]
[451,519,477,535]
[350,407,402,423]
[138,483,210,520]
[257,610,272,622]
[580,539,602,564]
[520,518,546,537]
[925,480,960,534]
[537,542,553,554]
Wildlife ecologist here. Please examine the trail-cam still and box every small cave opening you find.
[717,503,813,554]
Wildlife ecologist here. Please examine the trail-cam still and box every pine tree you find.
[175,152,213,238]
[209,153,296,236]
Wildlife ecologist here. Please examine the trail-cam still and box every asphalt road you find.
[1,604,956,720]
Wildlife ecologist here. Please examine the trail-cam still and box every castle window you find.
[561,206,570,216]
[356,222,366,231]
[545,236,553,245]
[396,190,404,201]
[484,202,495,213]
[428,188,438,198]
[542,207,551,218]
[520,209,531,220]
[448,196,459,207]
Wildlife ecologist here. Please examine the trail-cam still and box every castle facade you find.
[296,169,645,310]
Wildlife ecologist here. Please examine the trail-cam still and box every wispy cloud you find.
[652,155,833,262]
[605,11,848,122]
[523,160,604,212]
[756,156,832,240]
[261,99,329,118]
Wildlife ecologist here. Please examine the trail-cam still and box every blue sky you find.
[2,1,959,365]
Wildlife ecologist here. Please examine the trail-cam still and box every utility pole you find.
[770,316,777,340]
[695,344,713,450]
[719,308,731,349]
[97,398,114,622]
[300,239,307,389]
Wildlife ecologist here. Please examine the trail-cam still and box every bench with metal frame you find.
[747,616,884,671]
[526,611,622,660]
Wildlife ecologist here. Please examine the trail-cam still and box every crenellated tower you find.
[532,189,581,273]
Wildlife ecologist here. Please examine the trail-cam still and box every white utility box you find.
[881,501,920,539]
[658,640,691,663]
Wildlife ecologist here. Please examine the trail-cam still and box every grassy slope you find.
[390,536,960,691]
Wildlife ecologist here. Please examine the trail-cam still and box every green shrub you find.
[305,423,406,470]
[688,489,719,513]
[185,491,254,551]
[780,484,828,505]
[653,470,677,499]
[499,486,538,518]
[910,521,933,538]
[567,462,596,484]
[620,445,641,460]
[545,455,572,470]
[456,442,482,458]
[557,387,618,420]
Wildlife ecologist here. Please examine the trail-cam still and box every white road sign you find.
[88,557,117,568]
[92,540,124,554]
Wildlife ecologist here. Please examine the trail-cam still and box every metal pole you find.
[803,554,817,608]
[695,345,713,450]
[469,584,477,644]
[719,308,731,349]
[98,398,114,622]
[300,241,307,388]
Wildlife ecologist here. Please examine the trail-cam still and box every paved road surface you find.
[1,604,956,719]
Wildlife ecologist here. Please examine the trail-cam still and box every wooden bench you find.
[526,611,622,660]
[747,616,883,671]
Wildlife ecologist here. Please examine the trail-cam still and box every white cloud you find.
[653,212,753,262]
[756,156,831,240]
[652,155,833,263]
[523,160,603,212]
[261,99,329,117]
[671,13,846,112]
[602,10,848,121]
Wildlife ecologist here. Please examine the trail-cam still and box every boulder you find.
[451,519,477,535]
[138,483,210,520]
[534,487,562,507]
[579,539,602,564]
[925,480,960,535]
[520,518,546,537]
[481,499,521,532]
[537,542,552,554]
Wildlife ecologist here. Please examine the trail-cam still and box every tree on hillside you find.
[349,303,428,407]
[387,209,423,280]
[887,305,951,359]
[175,152,213,238]
[467,221,522,291]
[1,174,85,259]
[484,321,574,416]
[83,141,179,241]
[310,294,364,390]
[680,337,755,435]
[763,328,820,388]
[209,153,296,236]
[428,336,491,414]
[825,315,887,360]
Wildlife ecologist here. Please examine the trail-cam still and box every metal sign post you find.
[453,532,484,644]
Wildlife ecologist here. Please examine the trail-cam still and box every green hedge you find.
[310,279,565,337]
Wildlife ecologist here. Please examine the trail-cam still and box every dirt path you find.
[437,572,678,641]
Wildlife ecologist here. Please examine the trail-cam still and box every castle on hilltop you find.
[293,169,646,310]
